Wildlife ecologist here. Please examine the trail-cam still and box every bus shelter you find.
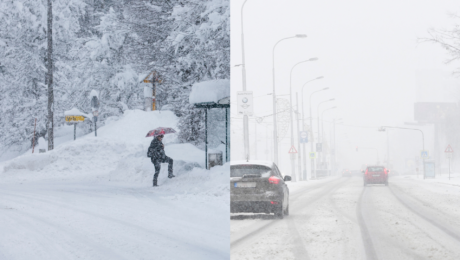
[189,80,230,169]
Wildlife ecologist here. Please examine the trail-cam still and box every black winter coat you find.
[147,138,166,160]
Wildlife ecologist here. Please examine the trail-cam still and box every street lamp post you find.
[301,76,323,180]
[295,93,302,180]
[317,99,335,164]
[309,88,329,178]
[240,0,250,160]
[241,0,249,91]
[321,107,337,174]
[272,34,307,165]
[289,57,318,180]
[332,118,343,175]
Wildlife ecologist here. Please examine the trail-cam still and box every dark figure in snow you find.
[148,135,175,186]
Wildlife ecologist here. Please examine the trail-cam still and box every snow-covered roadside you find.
[398,172,460,186]
[0,109,230,259]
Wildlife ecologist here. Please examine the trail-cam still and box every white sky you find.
[230,0,460,173]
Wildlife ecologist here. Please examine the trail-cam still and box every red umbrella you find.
[146,127,176,137]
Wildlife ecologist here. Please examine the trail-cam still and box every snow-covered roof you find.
[189,79,229,104]
[64,108,91,118]
[230,160,274,168]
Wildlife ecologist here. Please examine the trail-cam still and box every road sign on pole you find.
[309,152,316,159]
[445,144,454,153]
[65,115,85,122]
[300,131,308,143]
[237,91,254,116]
[420,150,429,159]
[288,145,298,154]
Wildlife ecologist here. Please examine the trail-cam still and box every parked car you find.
[230,160,291,219]
[363,165,388,186]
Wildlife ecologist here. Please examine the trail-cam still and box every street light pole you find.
[332,118,343,175]
[296,93,302,180]
[309,88,329,178]
[272,34,307,165]
[241,0,250,160]
[317,99,335,165]
[301,76,323,180]
[289,57,318,180]
[321,107,337,174]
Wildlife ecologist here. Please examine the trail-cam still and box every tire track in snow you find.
[388,183,460,243]
[285,178,353,260]
[231,178,346,247]
[357,188,379,260]
[326,178,366,259]
[0,200,126,260]
[361,185,454,260]
[0,189,219,259]
[231,178,349,259]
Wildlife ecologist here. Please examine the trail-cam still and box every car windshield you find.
[230,165,272,178]
[368,167,384,172]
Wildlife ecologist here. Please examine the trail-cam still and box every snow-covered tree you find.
[0,0,230,154]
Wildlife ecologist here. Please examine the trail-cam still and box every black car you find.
[230,160,291,219]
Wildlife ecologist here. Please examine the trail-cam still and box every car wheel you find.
[385,181,388,186]
[364,181,367,187]
[275,205,284,219]
[284,204,289,216]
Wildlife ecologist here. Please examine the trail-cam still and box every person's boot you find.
[168,173,175,178]
[153,179,158,187]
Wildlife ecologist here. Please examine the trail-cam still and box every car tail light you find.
[268,176,281,184]
[270,201,279,205]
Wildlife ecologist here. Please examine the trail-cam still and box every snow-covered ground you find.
[0,110,229,260]
[231,175,460,260]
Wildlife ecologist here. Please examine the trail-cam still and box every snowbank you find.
[0,110,221,193]
[189,79,230,104]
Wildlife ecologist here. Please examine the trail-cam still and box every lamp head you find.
[323,87,329,90]
[296,34,307,38]
[316,76,324,80]
[308,57,318,61]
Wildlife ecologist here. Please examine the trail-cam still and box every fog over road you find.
[231,176,460,260]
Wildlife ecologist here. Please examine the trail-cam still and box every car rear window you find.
[230,165,272,178]
[368,167,384,172]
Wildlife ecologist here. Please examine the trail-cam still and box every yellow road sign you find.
[65,115,85,122]
[309,152,316,159]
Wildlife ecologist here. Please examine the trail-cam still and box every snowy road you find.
[230,176,460,260]
[0,180,229,260]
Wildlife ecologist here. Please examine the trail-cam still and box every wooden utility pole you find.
[142,71,161,111]
[46,0,54,150]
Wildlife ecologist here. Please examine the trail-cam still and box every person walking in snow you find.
[148,134,175,186]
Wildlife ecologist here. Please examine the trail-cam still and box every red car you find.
[363,166,389,186]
